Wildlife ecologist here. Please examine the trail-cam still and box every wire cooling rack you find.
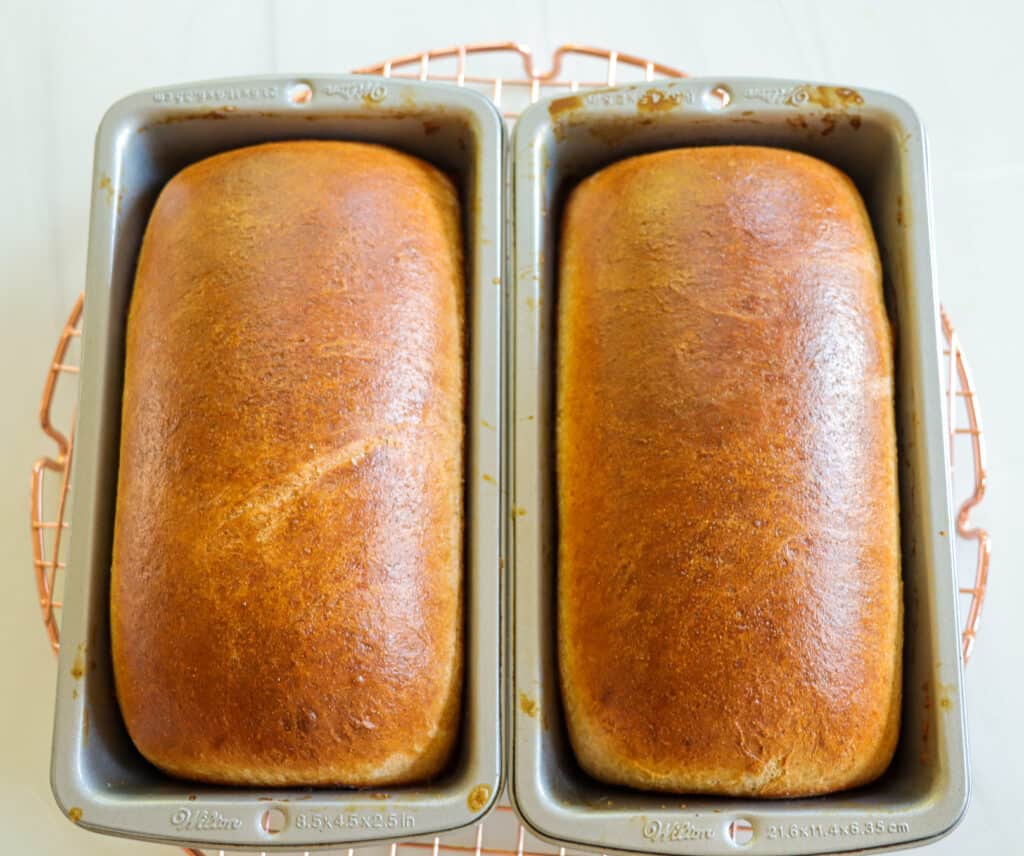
[30,43,991,856]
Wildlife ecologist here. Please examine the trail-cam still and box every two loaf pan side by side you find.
[510,78,968,856]
[50,75,505,851]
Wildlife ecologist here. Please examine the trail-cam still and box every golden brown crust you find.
[557,146,901,798]
[111,141,464,786]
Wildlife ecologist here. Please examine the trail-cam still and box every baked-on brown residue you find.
[111,141,465,787]
[519,692,539,718]
[792,85,865,109]
[70,644,85,680]
[558,146,900,799]
[151,109,235,126]
[467,784,492,812]
[99,175,114,204]
[636,89,682,113]
[549,94,585,118]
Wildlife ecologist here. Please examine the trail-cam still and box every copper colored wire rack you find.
[941,308,991,664]
[31,291,82,656]
[30,43,991,856]
[353,42,687,118]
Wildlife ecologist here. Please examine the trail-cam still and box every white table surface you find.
[2,0,1020,853]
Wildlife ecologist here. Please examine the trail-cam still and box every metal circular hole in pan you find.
[726,817,754,846]
[703,84,732,109]
[288,81,313,105]
[261,806,287,835]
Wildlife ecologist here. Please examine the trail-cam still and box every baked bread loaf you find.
[557,146,900,798]
[111,140,464,786]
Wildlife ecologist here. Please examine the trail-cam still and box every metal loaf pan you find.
[510,78,967,855]
[51,74,504,850]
